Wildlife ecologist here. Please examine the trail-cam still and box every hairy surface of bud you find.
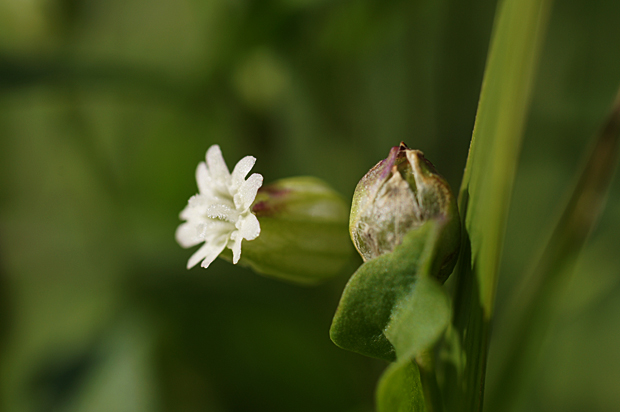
[349,143,460,281]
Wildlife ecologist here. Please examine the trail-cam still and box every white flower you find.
[176,145,263,269]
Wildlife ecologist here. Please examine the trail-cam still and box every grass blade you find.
[445,0,554,410]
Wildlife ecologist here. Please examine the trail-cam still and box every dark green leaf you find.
[385,276,451,362]
[330,219,451,361]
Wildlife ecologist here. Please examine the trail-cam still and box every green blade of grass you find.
[487,89,620,411]
[445,0,554,410]
[459,0,554,318]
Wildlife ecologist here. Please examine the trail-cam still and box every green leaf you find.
[379,276,451,412]
[330,219,451,361]
[377,361,427,412]
[446,0,554,410]
[385,276,451,362]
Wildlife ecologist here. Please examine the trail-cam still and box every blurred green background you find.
[0,0,619,411]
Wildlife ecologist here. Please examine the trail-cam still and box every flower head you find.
[176,145,263,269]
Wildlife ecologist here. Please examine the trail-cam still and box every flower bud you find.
[223,176,353,285]
[349,143,460,282]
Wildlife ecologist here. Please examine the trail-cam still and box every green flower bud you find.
[349,142,460,282]
[223,176,353,285]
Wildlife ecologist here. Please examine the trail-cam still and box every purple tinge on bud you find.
[349,142,460,281]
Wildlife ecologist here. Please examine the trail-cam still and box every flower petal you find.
[201,220,236,239]
[186,237,227,269]
[228,234,243,264]
[234,173,263,210]
[205,204,239,222]
[199,238,228,269]
[180,195,207,221]
[206,145,230,182]
[176,222,203,248]
[231,155,256,191]
[237,212,261,241]
[228,214,261,264]
[196,162,211,195]
[186,243,210,269]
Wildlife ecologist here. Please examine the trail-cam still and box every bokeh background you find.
[1,0,619,411]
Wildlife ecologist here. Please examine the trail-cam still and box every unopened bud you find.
[349,143,460,282]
